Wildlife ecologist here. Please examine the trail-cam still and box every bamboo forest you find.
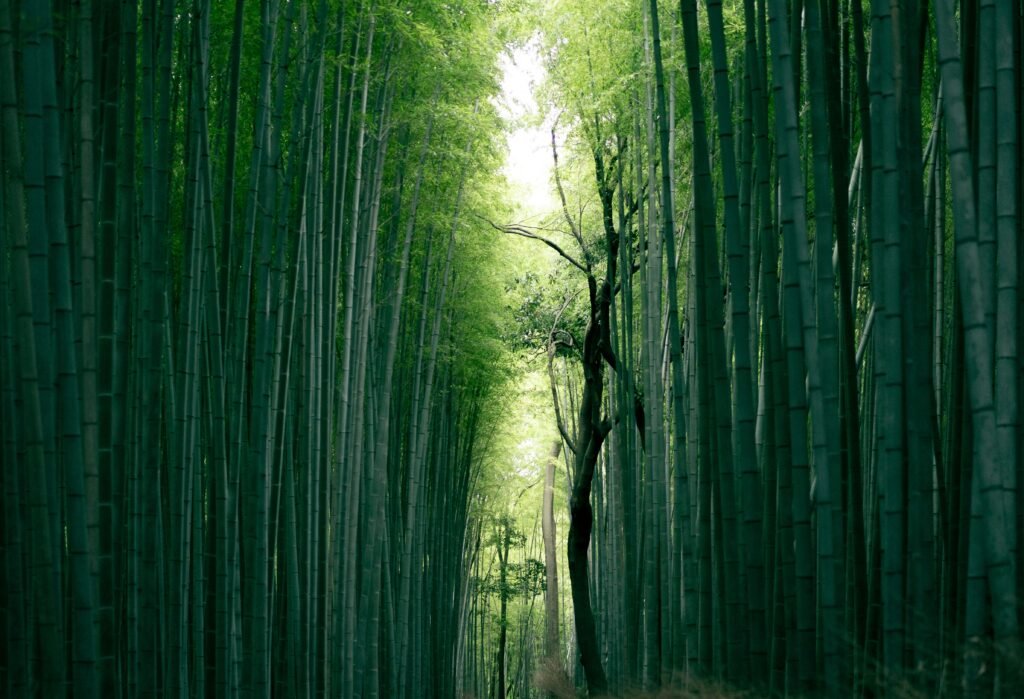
[2,0,1023,697]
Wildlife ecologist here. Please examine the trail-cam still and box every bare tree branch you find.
[476,214,590,275]
[551,126,588,260]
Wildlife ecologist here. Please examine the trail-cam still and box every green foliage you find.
[475,515,547,601]
[474,559,547,599]
[503,270,587,356]
[537,0,643,136]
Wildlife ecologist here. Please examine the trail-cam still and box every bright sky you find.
[494,41,563,485]
[496,40,558,222]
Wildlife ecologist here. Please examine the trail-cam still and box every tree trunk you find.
[543,440,562,662]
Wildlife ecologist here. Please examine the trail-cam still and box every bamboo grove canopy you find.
[0,0,1022,697]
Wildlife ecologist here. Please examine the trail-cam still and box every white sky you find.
[493,42,565,486]
[496,41,558,222]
